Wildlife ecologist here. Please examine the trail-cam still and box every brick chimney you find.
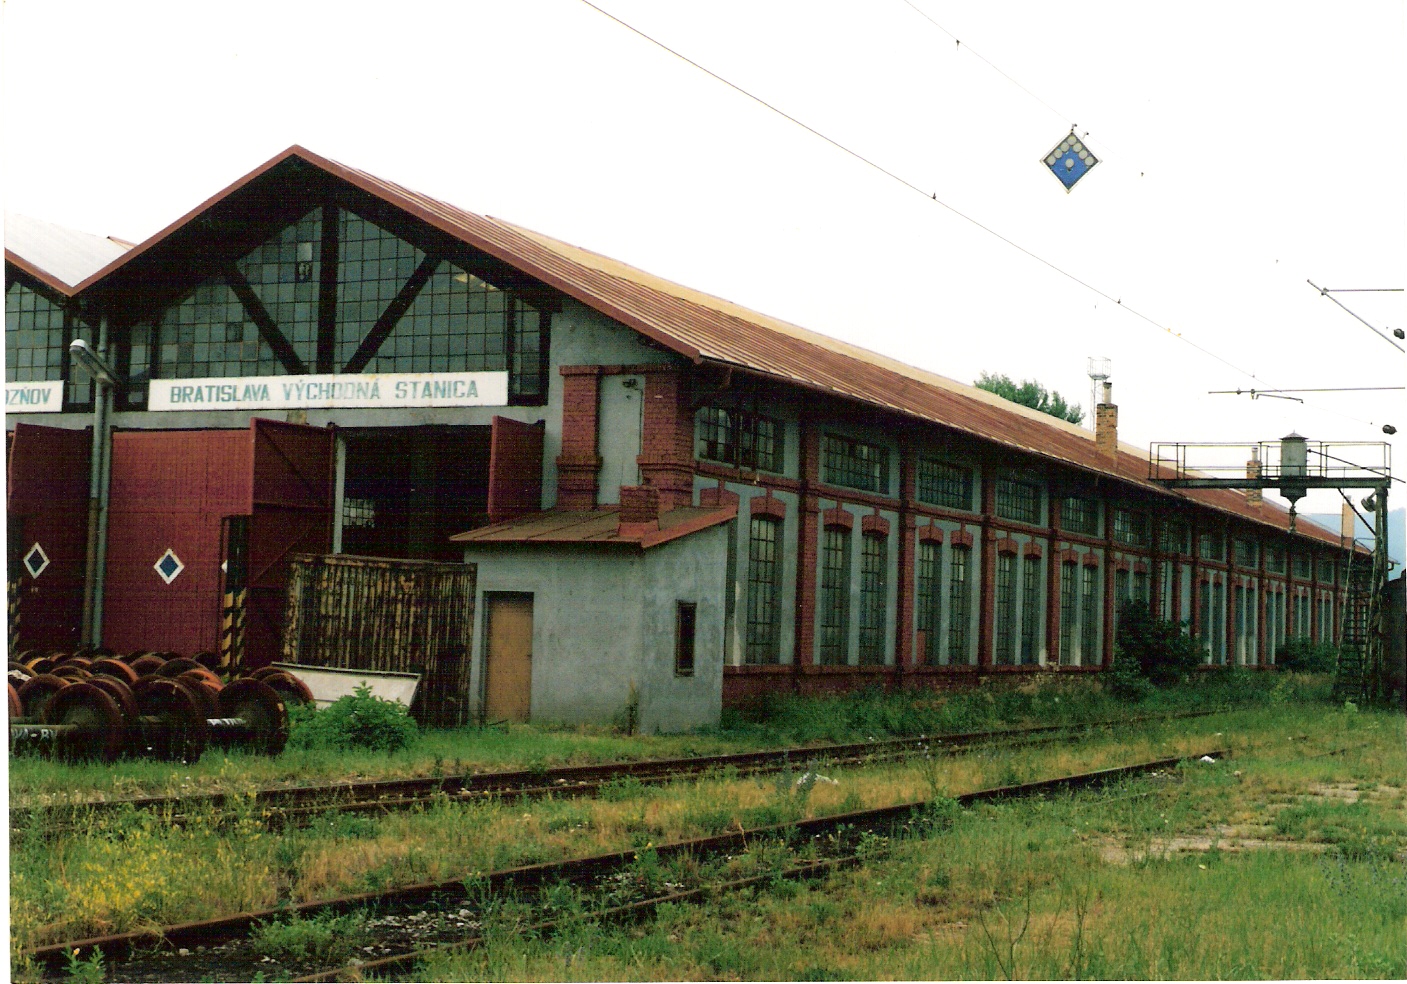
[1245,447,1263,507]
[1094,381,1118,460]
[618,485,661,537]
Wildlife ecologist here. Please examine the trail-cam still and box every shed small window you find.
[675,602,697,677]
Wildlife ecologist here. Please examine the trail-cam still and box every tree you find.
[974,372,1084,425]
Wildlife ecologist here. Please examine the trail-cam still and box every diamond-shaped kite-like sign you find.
[1043,130,1099,192]
[23,543,50,579]
[154,549,185,585]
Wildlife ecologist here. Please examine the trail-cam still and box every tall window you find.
[1319,559,1335,584]
[916,540,941,665]
[1114,568,1131,635]
[1020,555,1041,665]
[1199,580,1214,657]
[1159,560,1175,619]
[917,458,973,510]
[996,553,1017,664]
[1213,581,1226,661]
[1080,563,1099,664]
[1234,585,1246,663]
[744,517,782,664]
[948,546,971,664]
[696,407,783,472]
[1059,562,1078,663]
[822,434,888,493]
[817,527,851,665]
[1133,569,1150,604]
[1060,497,1100,536]
[995,477,1041,525]
[858,535,888,664]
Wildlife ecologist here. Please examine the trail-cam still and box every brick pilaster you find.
[638,369,696,510]
[978,464,996,669]
[556,367,602,510]
[897,448,917,668]
[793,417,820,668]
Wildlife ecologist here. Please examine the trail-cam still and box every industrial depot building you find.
[5,146,1354,732]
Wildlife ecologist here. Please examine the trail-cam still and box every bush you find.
[1111,600,1204,692]
[289,684,418,753]
[1277,638,1339,674]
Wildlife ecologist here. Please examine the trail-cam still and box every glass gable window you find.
[1060,496,1100,536]
[695,407,783,472]
[822,434,889,493]
[744,517,782,664]
[995,476,1041,525]
[131,205,550,405]
[817,527,850,665]
[1112,508,1150,547]
[857,534,887,664]
[917,457,973,510]
[5,280,94,409]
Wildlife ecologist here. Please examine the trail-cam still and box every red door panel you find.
[103,430,251,655]
[6,422,91,652]
[487,416,544,524]
[245,418,334,668]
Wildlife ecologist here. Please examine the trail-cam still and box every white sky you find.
[3,0,1404,518]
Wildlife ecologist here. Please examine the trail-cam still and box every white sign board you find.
[149,371,508,411]
[271,662,421,709]
[5,380,64,413]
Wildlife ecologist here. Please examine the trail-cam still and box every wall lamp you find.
[69,338,117,387]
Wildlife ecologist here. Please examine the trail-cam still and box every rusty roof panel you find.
[452,506,735,549]
[74,147,1345,549]
[5,212,132,294]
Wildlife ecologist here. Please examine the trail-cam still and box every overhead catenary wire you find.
[1308,279,1404,353]
[577,0,1267,386]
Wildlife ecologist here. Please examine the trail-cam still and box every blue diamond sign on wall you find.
[154,549,185,585]
[1043,130,1099,192]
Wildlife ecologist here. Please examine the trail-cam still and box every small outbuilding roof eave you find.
[451,505,737,551]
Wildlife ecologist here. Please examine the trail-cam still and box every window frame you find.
[821,433,890,494]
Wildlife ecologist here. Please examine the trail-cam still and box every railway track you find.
[18,748,1227,982]
[10,708,1223,832]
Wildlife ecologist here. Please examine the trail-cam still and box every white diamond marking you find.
[154,549,185,585]
[23,543,50,578]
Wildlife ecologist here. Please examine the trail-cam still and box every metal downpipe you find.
[78,318,109,646]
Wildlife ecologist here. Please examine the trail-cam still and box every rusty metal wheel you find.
[23,656,55,676]
[8,682,21,718]
[192,650,223,671]
[123,649,151,663]
[176,674,220,719]
[130,655,167,677]
[17,673,70,720]
[132,677,208,762]
[258,671,315,708]
[217,679,289,755]
[155,657,204,678]
[9,661,35,682]
[179,667,224,691]
[59,656,94,671]
[41,682,127,761]
[246,666,285,682]
[86,675,140,723]
[91,658,141,686]
[51,665,92,682]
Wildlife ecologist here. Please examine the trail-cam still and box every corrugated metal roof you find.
[5,212,132,293]
[72,146,1346,548]
[452,505,735,550]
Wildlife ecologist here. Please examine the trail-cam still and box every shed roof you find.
[452,505,737,551]
[70,146,1347,549]
[5,212,132,293]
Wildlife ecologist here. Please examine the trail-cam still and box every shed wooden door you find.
[484,593,533,721]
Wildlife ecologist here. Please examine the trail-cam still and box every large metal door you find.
[244,418,335,669]
[484,592,533,722]
[104,430,251,654]
[6,423,91,652]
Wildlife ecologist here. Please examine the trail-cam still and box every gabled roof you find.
[453,505,737,551]
[71,146,1346,549]
[5,212,132,293]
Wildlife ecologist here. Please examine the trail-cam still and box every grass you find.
[9,675,1402,979]
[8,669,1325,806]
